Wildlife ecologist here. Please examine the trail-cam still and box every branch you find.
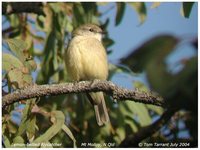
[119,108,177,147]
[2,80,164,108]
[2,2,44,15]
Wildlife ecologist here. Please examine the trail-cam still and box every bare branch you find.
[119,108,177,147]
[2,2,44,15]
[2,80,164,108]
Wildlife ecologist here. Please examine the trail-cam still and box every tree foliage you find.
[2,2,197,148]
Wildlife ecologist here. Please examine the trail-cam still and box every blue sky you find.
[99,2,198,88]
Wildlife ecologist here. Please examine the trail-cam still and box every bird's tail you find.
[87,92,110,126]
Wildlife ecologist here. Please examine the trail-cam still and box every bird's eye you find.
[89,28,94,32]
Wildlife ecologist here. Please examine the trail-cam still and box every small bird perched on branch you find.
[65,23,110,126]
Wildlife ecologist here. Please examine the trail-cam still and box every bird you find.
[65,23,110,126]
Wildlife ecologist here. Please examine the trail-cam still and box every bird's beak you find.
[100,31,107,35]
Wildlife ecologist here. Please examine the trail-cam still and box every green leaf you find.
[7,68,33,89]
[54,13,62,34]
[43,31,56,64]
[124,101,152,126]
[53,45,58,71]
[9,29,21,38]
[36,15,44,30]
[121,35,178,72]
[108,63,135,79]
[8,14,20,27]
[128,2,147,24]
[49,3,62,13]
[41,5,53,32]
[66,20,74,33]
[133,81,149,92]
[6,39,27,61]
[146,105,164,115]
[146,61,172,97]
[7,69,24,89]
[26,115,37,142]
[30,111,65,147]
[115,2,126,26]
[97,2,109,6]
[181,2,194,18]
[24,59,37,71]
[17,100,35,136]
[23,74,33,85]
[119,102,133,118]
[151,2,161,9]
[174,56,197,109]
[37,30,56,84]
[11,136,25,148]
[115,127,126,141]
[141,36,178,96]
[73,3,85,26]
[6,38,37,73]
[7,120,18,134]
[2,53,24,71]
[176,57,197,84]
[103,37,115,48]
[62,124,77,147]
[124,117,139,132]
[3,135,11,148]
[82,2,98,23]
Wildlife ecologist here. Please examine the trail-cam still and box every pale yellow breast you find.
[65,36,108,81]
